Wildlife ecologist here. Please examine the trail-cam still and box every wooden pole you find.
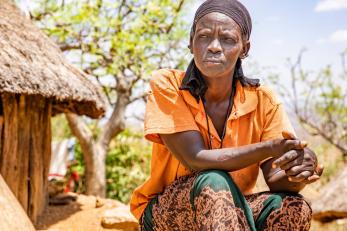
[27,95,52,223]
[17,95,30,212]
[1,94,19,198]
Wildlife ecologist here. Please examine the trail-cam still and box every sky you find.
[189,0,347,78]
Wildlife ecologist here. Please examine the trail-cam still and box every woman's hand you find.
[269,138,307,158]
[272,132,324,184]
[273,148,324,184]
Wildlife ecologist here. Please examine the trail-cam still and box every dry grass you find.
[0,0,105,118]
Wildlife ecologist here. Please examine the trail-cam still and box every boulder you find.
[312,166,347,222]
[101,205,139,230]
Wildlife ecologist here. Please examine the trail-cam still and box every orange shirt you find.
[130,69,295,220]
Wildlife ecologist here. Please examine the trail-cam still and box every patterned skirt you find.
[141,170,312,231]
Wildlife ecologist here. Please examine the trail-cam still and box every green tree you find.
[273,49,347,157]
[28,0,189,197]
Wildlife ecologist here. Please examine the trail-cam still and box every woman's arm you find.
[159,130,304,172]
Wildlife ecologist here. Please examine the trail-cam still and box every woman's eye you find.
[199,34,208,38]
[223,37,235,42]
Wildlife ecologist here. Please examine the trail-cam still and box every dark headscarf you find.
[180,0,260,102]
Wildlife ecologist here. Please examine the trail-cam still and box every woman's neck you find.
[203,75,234,103]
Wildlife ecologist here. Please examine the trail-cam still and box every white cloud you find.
[315,0,347,12]
[329,30,347,43]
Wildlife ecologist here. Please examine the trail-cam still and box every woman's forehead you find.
[195,12,241,32]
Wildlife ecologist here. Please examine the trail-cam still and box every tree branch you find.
[97,92,130,149]
[65,113,93,147]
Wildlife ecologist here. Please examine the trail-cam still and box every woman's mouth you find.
[204,59,223,65]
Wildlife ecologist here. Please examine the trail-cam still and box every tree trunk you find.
[86,143,107,197]
[66,113,108,197]
[66,91,129,197]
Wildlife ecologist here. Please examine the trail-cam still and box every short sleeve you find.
[261,103,295,142]
[259,88,296,165]
[144,70,199,144]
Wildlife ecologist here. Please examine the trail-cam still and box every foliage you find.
[73,129,151,203]
[29,0,190,106]
[105,129,151,202]
[271,50,347,157]
[51,114,72,140]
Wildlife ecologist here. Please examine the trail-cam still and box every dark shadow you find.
[35,199,83,229]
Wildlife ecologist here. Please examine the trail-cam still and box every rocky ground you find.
[36,193,138,231]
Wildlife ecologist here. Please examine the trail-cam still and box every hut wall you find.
[0,93,52,224]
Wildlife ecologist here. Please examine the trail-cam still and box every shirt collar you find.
[181,80,258,119]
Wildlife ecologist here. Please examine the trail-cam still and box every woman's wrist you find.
[264,139,281,158]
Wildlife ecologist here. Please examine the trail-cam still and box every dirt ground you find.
[34,192,347,231]
[36,194,137,231]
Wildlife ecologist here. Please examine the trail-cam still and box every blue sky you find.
[189,0,347,78]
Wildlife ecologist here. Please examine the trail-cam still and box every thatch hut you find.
[0,0,105,224]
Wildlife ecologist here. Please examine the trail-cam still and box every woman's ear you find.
[189,31,194,54]
[188,44,193,54]
[240,40,250,59]
[189,37,193,54]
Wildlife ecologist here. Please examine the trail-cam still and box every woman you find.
[131,0,323,230]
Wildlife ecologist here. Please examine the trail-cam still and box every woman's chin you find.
[199,68,228,78]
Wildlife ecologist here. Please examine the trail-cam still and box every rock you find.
[101,205,139,230]
[312,166,347,222]
[48,179,65,197]
[95,197,105,208]
[49,192,77,206]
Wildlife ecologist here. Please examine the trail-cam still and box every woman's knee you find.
[263,194,312,231]
[281,195,312,218]
[192,170,232,195]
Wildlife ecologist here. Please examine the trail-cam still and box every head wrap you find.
[192,0,252,41]
[180,0,259,102]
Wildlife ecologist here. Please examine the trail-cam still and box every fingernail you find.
[288,177,292,181]
[300,141,308,148]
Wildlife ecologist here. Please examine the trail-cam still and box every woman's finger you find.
[285,165,314,176]
[306,174,320,182]
[279,152,304,170]
[272,150,302,168]
[288,171,312,182]
[282,131,308,149]
[282,131,296,139]
[315,164,324,176]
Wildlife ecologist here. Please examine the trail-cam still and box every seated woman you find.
[130,0,323,230]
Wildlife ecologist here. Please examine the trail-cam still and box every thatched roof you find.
[0,0,105,118]
[312,166,347,222]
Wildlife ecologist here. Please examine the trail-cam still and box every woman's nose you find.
[208,38,222,54]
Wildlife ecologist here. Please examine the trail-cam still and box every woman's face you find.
[191,12,249,79]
